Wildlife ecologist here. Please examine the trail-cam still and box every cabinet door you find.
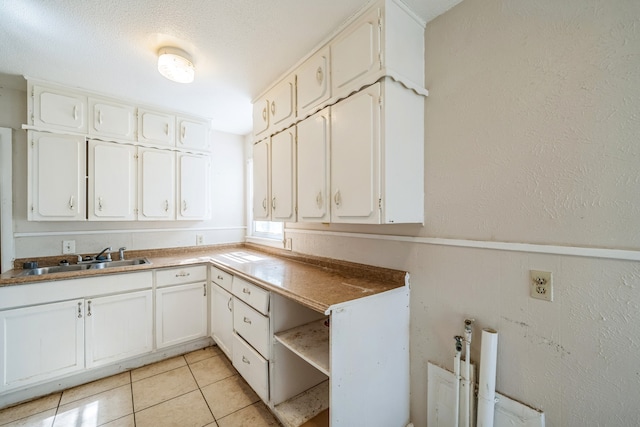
[32,85,87,132]
[252,140,270,220]
[331,8,381,95]
[89,98,136,140]
[268,75,296,134]
[138,108,175,146]
[252,98,270,138]
[85,290,153,368]
[330,83,380,224]
[88,140,137,221]
[85,291,153,368]
[271,128,296,222]
[297,47,331,119]
[211,284,234,359]
[177,116,210,151]
[0,299,84,391]
[138,148,175,220]
[28,132,86,221]
[156,283,208,348]
[297,109,330,222]
[177,153,210,220]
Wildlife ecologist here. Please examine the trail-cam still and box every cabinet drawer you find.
[156,265,207,287]
[233,333,268,402]
[211,266,233,292]
[234,299,270,359]
[232,278,269,315]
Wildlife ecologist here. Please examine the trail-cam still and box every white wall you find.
[286,0,640,426]
[0,79,247,260]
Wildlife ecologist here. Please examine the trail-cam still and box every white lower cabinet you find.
[156,266,208,348]
[0,299,84,391]
[85,290,153,368]
[211,283,234,359]
[233,333,270,402]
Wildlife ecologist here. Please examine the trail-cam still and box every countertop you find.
[0,244,408,313]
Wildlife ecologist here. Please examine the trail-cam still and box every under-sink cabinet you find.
[155,265,208,348]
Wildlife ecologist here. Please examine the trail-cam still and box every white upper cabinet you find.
[252,139,270,220]
[271,127,297,222]
[253,75,296,140]
[88,140,137,221]
[28,132,86,221]
[177,153,210,220]
[297,108,330,223]
[138,108,175,147]
[31,85,87,133]
[296,47,330,120]
[177,116,210,151]
[88,97,136,141]
[138,148,176,221]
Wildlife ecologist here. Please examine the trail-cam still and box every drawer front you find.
[233,333,268,402]
[233,299,270,359]
[156,265,207,287]
[232,278,269,315]
[211,266,233,292]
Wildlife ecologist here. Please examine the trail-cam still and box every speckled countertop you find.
[0,244,408,313]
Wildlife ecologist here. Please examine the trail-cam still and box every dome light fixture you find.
[157,47,195,83]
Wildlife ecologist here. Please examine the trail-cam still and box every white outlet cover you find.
[530,270,553,302]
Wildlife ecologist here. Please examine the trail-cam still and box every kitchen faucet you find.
[95,247,112,261]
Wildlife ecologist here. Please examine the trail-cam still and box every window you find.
[253,221,283,239]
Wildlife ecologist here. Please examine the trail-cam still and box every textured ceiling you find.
[0,0,462,135]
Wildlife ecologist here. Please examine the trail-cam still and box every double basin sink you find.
[17,258,151,277]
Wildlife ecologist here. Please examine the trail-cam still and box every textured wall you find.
[286,0,640,426]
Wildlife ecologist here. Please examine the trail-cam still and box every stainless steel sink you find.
[17,258,151,277]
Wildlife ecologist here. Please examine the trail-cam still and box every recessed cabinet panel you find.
[156,283,208,348]
[138,148,175,220]
[297,109,330,222]
[138,108,175,146]
[33,86,87,132]
[177,153,210,220]
[88,140,137,221]
[211,283,234,359]
[331,8,381,96]
[177,116,210,151]
[268,76,296,134]
[89,98,136,140]
[271,128,297,222]
[296,47,330,119]
[252,99,270,139]
[330,83,380,223]
[252,140,270,220]
[29,132,86,221]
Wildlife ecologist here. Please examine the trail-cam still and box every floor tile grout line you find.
[129,371,136,427]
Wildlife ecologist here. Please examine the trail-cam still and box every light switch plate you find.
[62,240,76,254]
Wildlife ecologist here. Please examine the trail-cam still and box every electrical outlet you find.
[530,270,553,301]
[196,235,204,246]
[62,240,76,254]
[284,238,292,251]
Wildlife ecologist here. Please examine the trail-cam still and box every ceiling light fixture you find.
[157,47,195,83]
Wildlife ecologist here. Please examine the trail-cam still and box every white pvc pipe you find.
[463,320,474,427]
[477,328,499,427]
[453,337,462,427]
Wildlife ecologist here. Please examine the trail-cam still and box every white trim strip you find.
[0,128,14,273]
[284,228,640,261]
[15,226,247,238]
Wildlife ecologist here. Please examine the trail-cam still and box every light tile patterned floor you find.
[0,346,282,427]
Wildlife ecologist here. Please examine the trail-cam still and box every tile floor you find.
[0,346,282,427]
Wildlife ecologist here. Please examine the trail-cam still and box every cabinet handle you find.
[270,101,276,116]
[243,316,252,324]
[182,125,186,140]
[316,67,324,84]
[97,109,103,125]
[69,196,75,210]
[182,200,188,211]
[203,283,207,297]
[334,190,342,207]
[242,356,251,364]
[242,287,251,295]
[164,123,169,135]
[175,271,191,278]
[262,198,267,211]
[73,105,78,121]
[227,297,232,312]
[217,275,224,280]
[272,197,276,211]
[262,107,267,121]
[87,300,92,317]
[316,192,323,209]
[77,302,82,318]
[164,200,169,212]
[98,197,103,211]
